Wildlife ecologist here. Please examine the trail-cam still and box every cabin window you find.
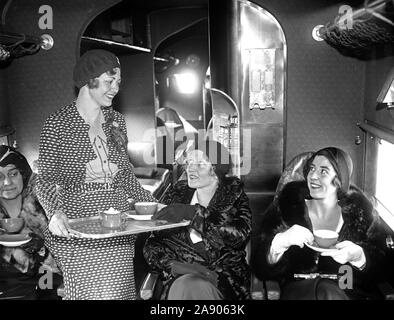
[375,139,394,229]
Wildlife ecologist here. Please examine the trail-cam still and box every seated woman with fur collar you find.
[143,140,252,300]
[0,146,60,300]
[251,147,386,300]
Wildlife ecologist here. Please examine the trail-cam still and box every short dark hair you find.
[0,145,32,189]
[303,147,353,198]
[87,68,118,89]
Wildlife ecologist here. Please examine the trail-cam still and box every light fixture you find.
[0,33,54,62]
[185,54,200,67]
[40,34,54,50]
[312,25,325,41]
[173,72,199,94]
[0,125,16,147]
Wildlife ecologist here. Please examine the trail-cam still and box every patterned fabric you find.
[85,134,119,183]
[36,102,156,300]
[143,177,252,300]
[0,173,59,277]
[252,181,386,296]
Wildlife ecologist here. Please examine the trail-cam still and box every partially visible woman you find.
[0,146,59,300]
[251,147,386,300]
[143,140,252,300]
[36,49,157,300]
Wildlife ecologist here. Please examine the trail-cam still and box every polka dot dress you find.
[37,103,156,300]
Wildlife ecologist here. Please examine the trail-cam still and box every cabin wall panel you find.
[117,53,156,143]
[150,8,207,51]
[4,0,120,164]
[0,69,8,128]
[253,0,366,187]
[118,7,208,142]
[364,55,394,131]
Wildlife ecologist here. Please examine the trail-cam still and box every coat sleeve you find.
[35,116,63,220]
[251,183,308,281]
[143,233,179,279]
[117,115,157,203]
[190,188,252,252]
[251,202,290,281]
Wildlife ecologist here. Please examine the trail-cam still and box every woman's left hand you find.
[321,240,365,265]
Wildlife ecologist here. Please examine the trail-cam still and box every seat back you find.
[251,151,313,300]
[274,151,313,201]
[156,107,186,167]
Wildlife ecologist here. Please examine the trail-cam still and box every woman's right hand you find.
[278,224,314,249]
[49,211,70,237]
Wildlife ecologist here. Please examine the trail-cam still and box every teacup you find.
[0,218,25,234]
[134,202,158,216]
[100,208,124,229]
[313,229,339,248]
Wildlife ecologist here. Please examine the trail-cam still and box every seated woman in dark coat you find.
[143,140,252,300]
[251,147,386,300]
[0,146,60,300]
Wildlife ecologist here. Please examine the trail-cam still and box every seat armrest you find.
[378,282,394,300]
[57,282,65,298]
[140,272,161,300]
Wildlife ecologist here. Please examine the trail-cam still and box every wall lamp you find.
[0,32,54,61]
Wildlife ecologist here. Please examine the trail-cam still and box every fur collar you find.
[277,181,377,240]
[170,176,244,209]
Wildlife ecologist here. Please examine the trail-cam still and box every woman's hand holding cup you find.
[277,224,314,250]
[49,210,70,238]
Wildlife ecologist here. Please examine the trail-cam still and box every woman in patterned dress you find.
[36,50,157,300]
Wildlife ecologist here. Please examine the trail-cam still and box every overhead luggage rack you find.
[315,0,394,59]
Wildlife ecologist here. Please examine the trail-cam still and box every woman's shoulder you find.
[44,103,76,125]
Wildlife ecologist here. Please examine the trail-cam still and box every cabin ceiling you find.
[109,0,365,13]
[117,0,208,12]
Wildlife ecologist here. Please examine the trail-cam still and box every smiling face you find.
[89,67,121,107]
[307,155,338,200]
[185,150,217,189]
[0,165,24,201]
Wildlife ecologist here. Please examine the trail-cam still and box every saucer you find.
[126,214,153,221]
[305,241,338,253]
[0,234,32,247]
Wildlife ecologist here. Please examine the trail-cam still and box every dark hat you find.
[304,147,353,193]
[0,145,32,189]
[73,49,120,89]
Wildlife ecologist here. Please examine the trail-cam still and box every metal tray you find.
[68,211,190,239]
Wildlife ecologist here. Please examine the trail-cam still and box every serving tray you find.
[68,211,190,239]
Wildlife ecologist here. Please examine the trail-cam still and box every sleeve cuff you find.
[350,250,367,270]
[268,233,287,264]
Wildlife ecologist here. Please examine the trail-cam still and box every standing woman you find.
[36,50,157,300]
